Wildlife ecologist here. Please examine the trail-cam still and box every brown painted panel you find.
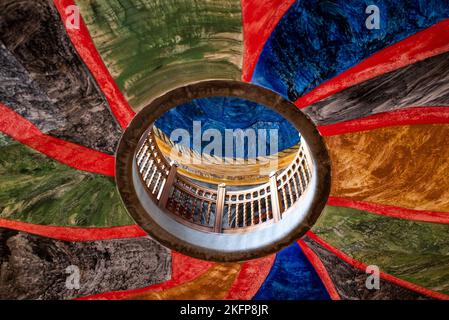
[326,124,449,212]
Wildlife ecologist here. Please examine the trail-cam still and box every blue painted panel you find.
[155,96,300,156]
[253,243,330,300]
[252,0,449,101]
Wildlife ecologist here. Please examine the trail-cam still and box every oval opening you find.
[116,81,331,262]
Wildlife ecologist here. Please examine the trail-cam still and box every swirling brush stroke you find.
[253,0,449,101]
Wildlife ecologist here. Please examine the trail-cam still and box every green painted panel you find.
[0,134,133,227]
[313,206,449,294]
[77,0,243,110]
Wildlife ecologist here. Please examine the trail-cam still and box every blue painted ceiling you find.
[155,96,300,157]
[252,0,449,101]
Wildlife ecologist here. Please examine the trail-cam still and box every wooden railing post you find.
[158,162,177,208]
[269,172,281,222]
[138,131,311,232]
[214,183,226,233]
[302,141,314,180]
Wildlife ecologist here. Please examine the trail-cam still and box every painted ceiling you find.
[0,0,448,300]
[155,96,300,156]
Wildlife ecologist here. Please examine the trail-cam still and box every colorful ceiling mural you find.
[77,0,243,110]
[0,0,448,300]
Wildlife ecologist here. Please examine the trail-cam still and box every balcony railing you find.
[135,128,312,234]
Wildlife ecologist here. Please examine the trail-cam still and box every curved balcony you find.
[116,80,331,262]
[152,126,300,186]
[136,128,312,234]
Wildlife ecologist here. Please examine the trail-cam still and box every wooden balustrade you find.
[135,133,170,202]
[136,129,312,234]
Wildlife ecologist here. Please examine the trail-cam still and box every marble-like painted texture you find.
[77,0,243,110]
[253,0,449,101]
[303,238,430,300]
[253,243,330,300]
[0,0,122,154]
[305,52,449,125]
[155,96,300,157]
[0,228,171,300]
[0,43,60,133]
[131,263,241,300]
[313,206,449,295]
[0,134,132,227]
[325,125,449,212]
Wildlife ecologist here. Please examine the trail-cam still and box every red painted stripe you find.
[0,103,115,176]
[306,232,449,300]
[319,107,449,136]
[88,255,274,301]
[0,218,215,300]
[241,0,295,82]
[327,197,449,225]
[295,19,449,109]
[225,254,276,300]
[0,218,146,241]
[0,219,215,300]
[297,240,341,300]
[54,0,136,128]
[77,252,214,300]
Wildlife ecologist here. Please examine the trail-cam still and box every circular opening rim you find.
[115,80,332,262]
